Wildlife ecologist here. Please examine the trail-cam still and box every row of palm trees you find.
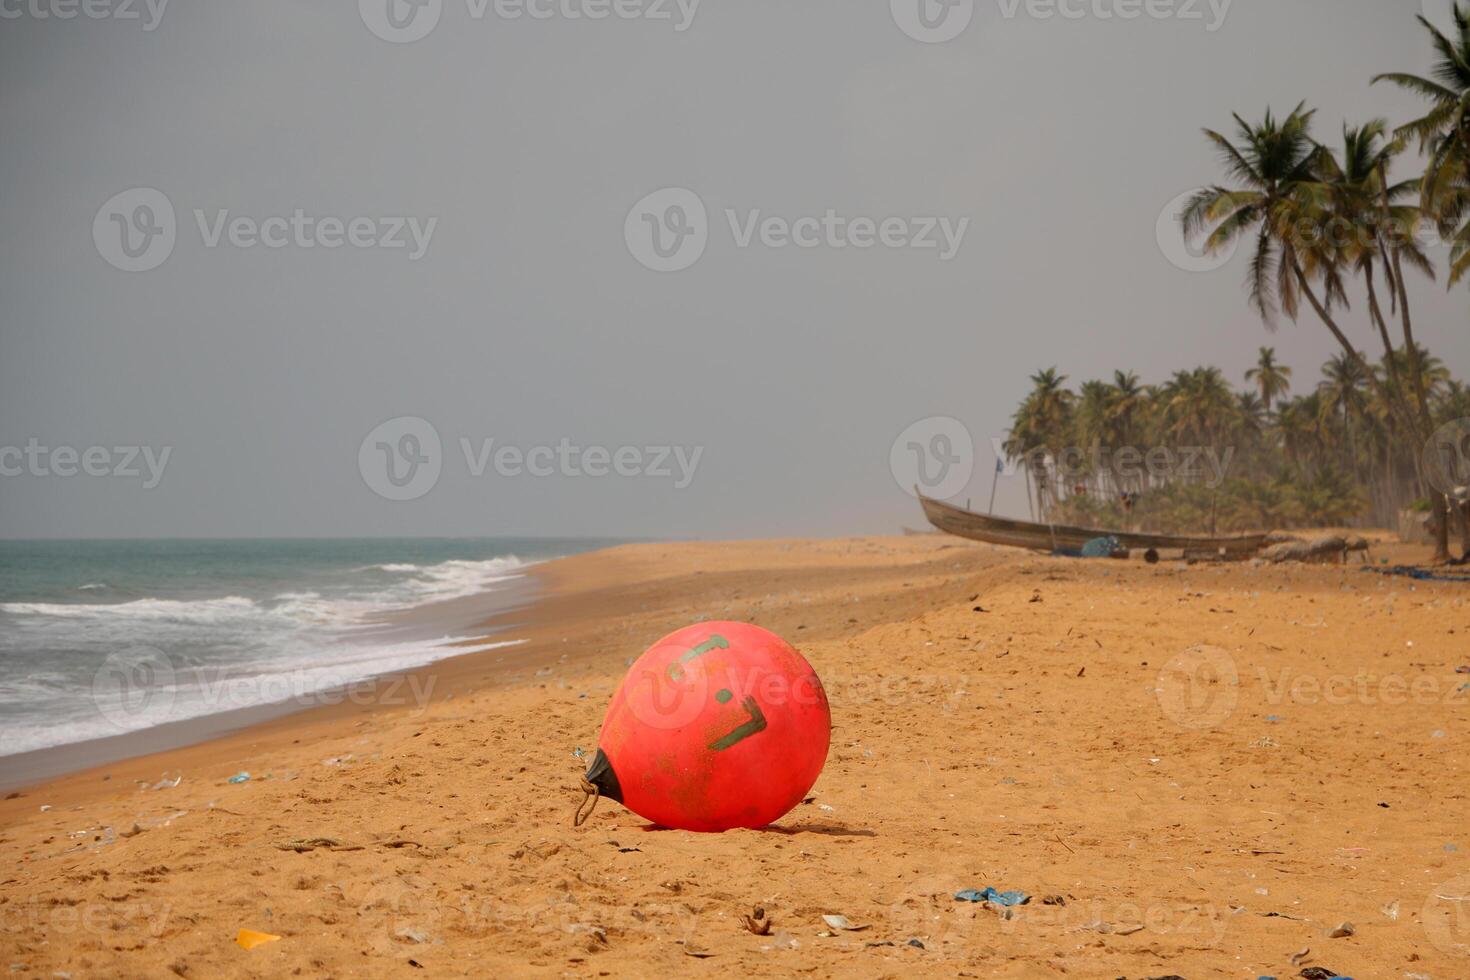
[1010,5,1470,552]
[1005,347,1470,533]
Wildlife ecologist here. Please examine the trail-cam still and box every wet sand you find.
[2,535,1467,978]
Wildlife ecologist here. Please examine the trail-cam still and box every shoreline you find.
[0,567,548,795]
[0,537,983,817]
[4,534,1466,979]
[0,530,1428,799]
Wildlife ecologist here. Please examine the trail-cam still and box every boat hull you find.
[917,494,1267,556]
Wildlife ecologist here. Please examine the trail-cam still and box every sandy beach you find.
[2,535,1467,978]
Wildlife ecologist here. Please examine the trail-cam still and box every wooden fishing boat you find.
[917,493,1268,556]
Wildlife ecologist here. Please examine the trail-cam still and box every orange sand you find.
[2,536,1468,978]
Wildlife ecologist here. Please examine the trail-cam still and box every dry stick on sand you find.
[273,837,364,852]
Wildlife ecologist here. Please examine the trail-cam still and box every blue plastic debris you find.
[227,772,250,784]
[1364,564,1470,583]
[954,887,1029,906]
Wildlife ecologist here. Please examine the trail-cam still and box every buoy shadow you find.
[634,822,876,837]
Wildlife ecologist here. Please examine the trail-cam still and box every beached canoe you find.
[916,493,1268,556]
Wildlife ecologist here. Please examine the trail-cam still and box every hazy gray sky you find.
[2,0,1467,539]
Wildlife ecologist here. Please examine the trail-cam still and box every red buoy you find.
[579,621,830,832]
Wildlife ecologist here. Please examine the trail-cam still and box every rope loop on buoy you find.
[572,776,600,827]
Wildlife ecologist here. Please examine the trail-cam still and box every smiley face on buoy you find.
[580,621,830,832]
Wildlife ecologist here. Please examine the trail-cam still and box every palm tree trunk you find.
[1377,164,1433,429]
[1290,261,1422,440]
[1291,259,1450,560]
[1363,263,1399,364]
[1392,261,1435,428]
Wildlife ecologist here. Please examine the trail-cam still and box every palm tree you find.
[1277,392,1327,479]
[1244,346,1292,412]
[1180,104,1322,324]
[1312,120,1433,386]
[1016,347,1466,535]
[1372,11,1466,480]
[1074,379,1115,497]
[1159,367,1237,450]
[1181,106,1423,446]
[1185,104,1449,556]
[1438,379,1470,422]
[1236,391,1268,440]
[1384,344,1451,401]
[1005,368,1074,518]
[1318,352,1371,474]
[1373,4,1470,286]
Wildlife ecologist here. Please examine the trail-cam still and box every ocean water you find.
[0,538,622,758]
